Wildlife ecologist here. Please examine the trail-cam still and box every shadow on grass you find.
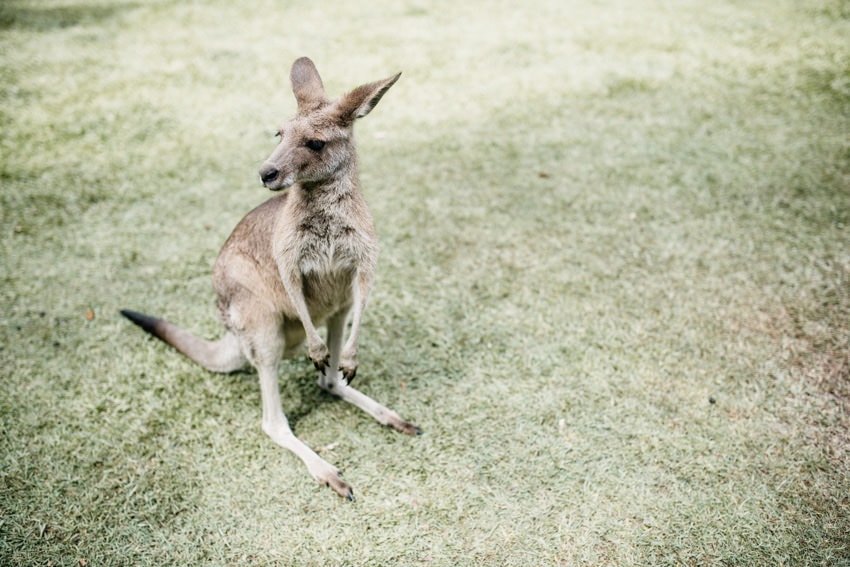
[0,1,138,31]
[220,361,339,431]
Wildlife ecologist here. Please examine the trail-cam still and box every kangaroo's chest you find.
[272,198,376,317]
[296,245,355,326]
[297,220,363,277]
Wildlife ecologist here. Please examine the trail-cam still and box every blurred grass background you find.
[1,0,848,565]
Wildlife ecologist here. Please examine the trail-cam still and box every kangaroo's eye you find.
[274,130,282,139]
[305,139,325,152]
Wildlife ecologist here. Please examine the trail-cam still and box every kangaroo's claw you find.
[342,366,357,384]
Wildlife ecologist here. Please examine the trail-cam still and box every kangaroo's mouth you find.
[259,164,295,191]
[264,178,294,192]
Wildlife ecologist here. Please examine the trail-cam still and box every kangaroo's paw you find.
[338,348,358,384]
[386,412,422,436]
[341,365,357,384]
[308,342,331,373]
[313,464,355,501]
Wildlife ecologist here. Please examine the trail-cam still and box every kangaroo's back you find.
[213,193,289,320]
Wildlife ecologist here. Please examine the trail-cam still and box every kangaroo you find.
[121,57,418,500]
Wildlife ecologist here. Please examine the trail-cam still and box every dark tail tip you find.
[120,309,163,336]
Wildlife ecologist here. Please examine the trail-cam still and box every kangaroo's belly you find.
[299,236,358,321]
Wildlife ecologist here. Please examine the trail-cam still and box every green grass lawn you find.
[2,0,849,564]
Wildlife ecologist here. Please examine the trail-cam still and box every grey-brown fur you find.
[122,57,418,500]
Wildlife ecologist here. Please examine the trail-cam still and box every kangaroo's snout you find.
[259,163,293,191]
[260,165,278,185]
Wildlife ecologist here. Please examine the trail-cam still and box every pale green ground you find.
[1,0,848,565]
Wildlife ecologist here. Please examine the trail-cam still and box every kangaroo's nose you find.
[260,166,278,184]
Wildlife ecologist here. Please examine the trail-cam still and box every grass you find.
[1,0,849,564]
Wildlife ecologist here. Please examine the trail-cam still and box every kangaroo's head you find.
[259,57,400,192]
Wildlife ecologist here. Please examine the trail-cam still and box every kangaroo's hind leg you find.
[234,307,354,500]
[318,309,421,436]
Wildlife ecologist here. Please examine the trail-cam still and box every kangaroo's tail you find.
[120,309,246,373]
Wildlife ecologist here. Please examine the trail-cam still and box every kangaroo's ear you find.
[290,57,326,110]
[334,72,401,124]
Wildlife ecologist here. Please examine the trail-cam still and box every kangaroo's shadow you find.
[225,356,339,430]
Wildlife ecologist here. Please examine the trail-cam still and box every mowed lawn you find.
[1,0,848,565]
